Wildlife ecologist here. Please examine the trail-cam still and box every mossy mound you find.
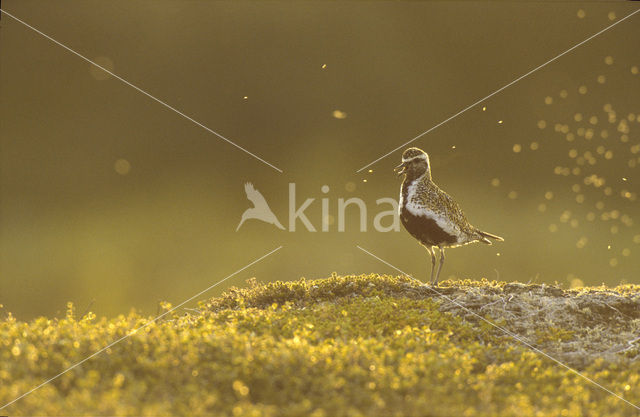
[2,274,640,416]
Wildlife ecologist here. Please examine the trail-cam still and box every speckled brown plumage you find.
[396,147,503,284]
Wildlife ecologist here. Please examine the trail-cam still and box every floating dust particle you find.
[537,120,547,129]
[508,191,518,199]
[332,110,347,119]
[586,212,596,221]
[608,245,612,250]
[243,96,248,100]
[604,56,614,65]
[530,142,539,150]
[576,237,588,249]
[574,113,583,122]
[603,103,613,112]
[345,182,356,192]
[89,56,115,80]
[496,252,501,256]
[596,146,605,155]
[597,75,606,84]
[561,125,570,134]
[596,201,605,210]
[323,214,335,226]
[560,210,571,223]
[512,144,522,153]
[322,64,327,69]
[362,179,367,183]
[589,116,598,125]
[490,178,500,187]
[572,167,581,176]
[482,106,486,111]
[632,66,639,75]
[537,203,547,212]
[584,129,594,140]
[570,277,584,288]
[608,11,616,21]
[569,149,578,158]
[114,159,131,175]
[604,150,613,160]
[559,89,568,98]
[577,9,586,18]
[618,120,629,133]
[11,346,20,356]
[622,248,631,257]
[451,145,456,149]
[498,120,503,124]
[544,96,553,105]
[549,224,558,232]
[368,169,373,173]
[609,258,618,267]
[571,184,581,193]
[566,133,575,142]
[576,194,585,203]
[629,113,637,122]
[578,85,588,94]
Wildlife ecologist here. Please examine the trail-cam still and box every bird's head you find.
[394,147,431,179]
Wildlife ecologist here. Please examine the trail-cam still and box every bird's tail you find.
[475,229,504,245]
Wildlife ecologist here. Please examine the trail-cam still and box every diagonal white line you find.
[356,245,640,412]
[0,8,283,173]
[0,245,283,411]
[356,7,640,173]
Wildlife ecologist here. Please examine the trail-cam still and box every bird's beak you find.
[394,162,407,177]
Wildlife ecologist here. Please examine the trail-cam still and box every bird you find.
[395,147,503,285]
[236,183,285,231]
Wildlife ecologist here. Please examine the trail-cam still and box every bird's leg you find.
[426,246,436,284]
[434,247,445,285]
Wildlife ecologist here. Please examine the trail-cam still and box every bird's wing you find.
[433,186,474,231]
[244,182,270,208]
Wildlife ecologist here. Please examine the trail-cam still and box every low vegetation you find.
[2,274,640,416]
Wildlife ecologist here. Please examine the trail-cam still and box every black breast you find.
[400,206,457,247]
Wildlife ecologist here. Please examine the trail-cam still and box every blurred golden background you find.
[1,1,639,319]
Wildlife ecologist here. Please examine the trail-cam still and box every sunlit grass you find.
[2,274,640,416]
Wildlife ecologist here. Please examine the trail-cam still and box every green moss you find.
[2,274,640,416]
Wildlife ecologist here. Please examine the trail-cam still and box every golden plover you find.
[395,147,503,285]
